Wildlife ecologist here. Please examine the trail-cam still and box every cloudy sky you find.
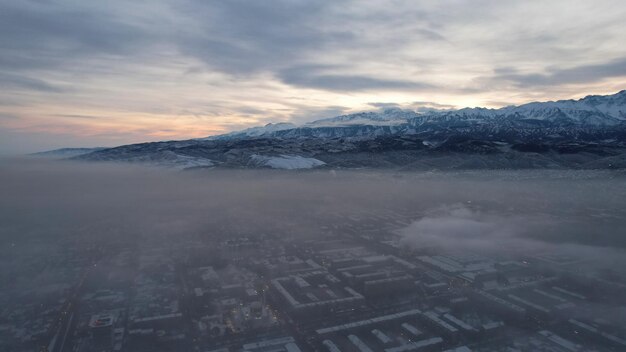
[1,0,625,153]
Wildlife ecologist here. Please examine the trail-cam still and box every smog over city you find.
[2,159,626,351]
[2,0,626,351]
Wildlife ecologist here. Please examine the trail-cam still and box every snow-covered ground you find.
[156,154,215,170]
[249,154,325,169]
[127,151,215,170]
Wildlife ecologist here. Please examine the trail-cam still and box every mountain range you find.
[62,90,626,170]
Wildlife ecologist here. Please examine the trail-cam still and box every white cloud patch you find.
[399,204,532,251]
[398,204,626,270]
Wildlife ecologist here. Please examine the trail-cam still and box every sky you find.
[1,0,625,154]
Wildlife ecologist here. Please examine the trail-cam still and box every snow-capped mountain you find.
[511,91,626,122]
[71,90,626,170]
[198,90,626,141]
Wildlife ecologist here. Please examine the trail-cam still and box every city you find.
[2,199,625,352]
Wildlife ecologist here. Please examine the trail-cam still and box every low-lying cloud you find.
[399,203,626,271]
[399,204,524,250]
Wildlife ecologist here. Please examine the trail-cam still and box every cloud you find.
[398,204,626,269]
[278,65,435,92]
[0,1,155,71]
[411,101,457,109]
[0,73,66,93]
[415,28,447,41]
[409,101,457,112]
[0,113,20,120]
[53,114,101,120]
[490,57,626,87]
[367,101,457,112]
[288,105,351,124]
[399,204,528,251]
[282,73,433,92]
[173,0,349,75]
[368,102,401,108]
[1,0,626,151]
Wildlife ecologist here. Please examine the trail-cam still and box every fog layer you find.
[2,158,626,248]
[2,158,626,350]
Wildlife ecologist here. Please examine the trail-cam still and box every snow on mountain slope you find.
[502,90,626,125]
[249,154,325,169]
[306,108,419,127]
[141,152,215,170]
[514,90,626,117]
[202,90,626,140]
[83,149,215,170]
[202,122,296,140]
[68,90,626,171]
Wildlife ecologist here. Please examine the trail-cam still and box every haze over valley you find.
[2,160,626,351]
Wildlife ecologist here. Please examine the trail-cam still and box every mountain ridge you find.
[203,90,626,141]
[71,90,626,170]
